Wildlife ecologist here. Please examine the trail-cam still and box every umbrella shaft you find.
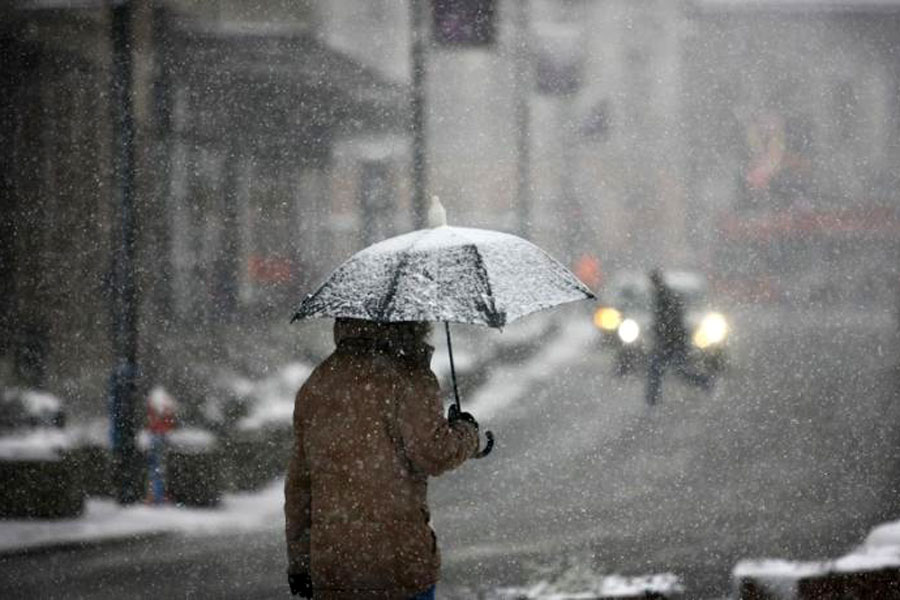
[444,322,461,410]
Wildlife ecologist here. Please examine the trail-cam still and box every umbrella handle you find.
[474,430,494,459]
[444,322,493,459]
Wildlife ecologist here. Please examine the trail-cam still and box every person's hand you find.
[448,404,479,430]
[288,572,313,598]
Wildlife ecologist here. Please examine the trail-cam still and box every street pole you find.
[410,0,428,230]
[514,0,532,239]
[560,93,581,264]
[109,0,142,505]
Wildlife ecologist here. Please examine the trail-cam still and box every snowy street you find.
[435,305,900,597]
[2,305,898,599]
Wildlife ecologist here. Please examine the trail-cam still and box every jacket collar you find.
[334,319,434,369]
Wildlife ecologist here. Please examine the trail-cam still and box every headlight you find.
[693,312,728,349]
[593,307,622,331]
[618,318,640,344]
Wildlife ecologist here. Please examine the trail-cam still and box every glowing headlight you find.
[618,318,640,344]
[693,312,728,349]
[593,307,622,331]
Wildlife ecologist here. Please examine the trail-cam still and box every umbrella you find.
[291,223,595,457]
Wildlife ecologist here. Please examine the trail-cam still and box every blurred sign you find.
[574,253,603,292]
[248,255,293,285]
[432,0,496,46]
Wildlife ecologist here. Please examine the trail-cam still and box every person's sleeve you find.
[284,389,311,575]
[396,369,479,477]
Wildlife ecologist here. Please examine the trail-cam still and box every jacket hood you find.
[333,319,433,366]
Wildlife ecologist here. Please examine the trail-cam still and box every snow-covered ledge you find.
[0,429,75,462]
[733,518,900,599]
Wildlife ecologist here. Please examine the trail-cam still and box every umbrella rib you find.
[291,282,326,322]
[533,245,597,299]
[468,243,505,328]
[377,229,432,321]
[376,249,412,321]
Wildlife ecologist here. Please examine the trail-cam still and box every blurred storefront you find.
[156,7,407,324]
[683,0,900,300]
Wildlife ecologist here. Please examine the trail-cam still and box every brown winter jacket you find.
[284,319,479,600]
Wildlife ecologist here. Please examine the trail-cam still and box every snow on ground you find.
[466,312,596,421]
[865,519,900,549]
[0,428,75,462]
[838,520,900,571]
[0,478,285,555]
[733,517,900,591]
[492,570,684,599]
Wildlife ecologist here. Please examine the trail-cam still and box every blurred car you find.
[0,388,84,518]
[592,270,730,376]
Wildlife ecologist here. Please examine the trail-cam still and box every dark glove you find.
[288,572,313,598]
[448,403,479,430]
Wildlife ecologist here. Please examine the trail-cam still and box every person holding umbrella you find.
[287,202,595,598]
[284,318,480,599]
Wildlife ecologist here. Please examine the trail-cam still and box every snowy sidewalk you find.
[0,479,284,556]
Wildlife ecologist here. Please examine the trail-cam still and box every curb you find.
[733,555,900,599]
[0,530,170,559]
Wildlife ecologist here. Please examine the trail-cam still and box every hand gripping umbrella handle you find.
[475,430,494,459]
[445,322,494,459]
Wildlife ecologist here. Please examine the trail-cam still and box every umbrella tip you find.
[428,195,448,228]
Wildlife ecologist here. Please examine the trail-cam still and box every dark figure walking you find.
[645,269,712,405]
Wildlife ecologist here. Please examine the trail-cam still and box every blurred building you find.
[319,0,521,238]
[4,0,900,417]
[0,1,408,413]
[1,3,122,408]
[155,6,407,323]
[563,0,691,271]
[0,0,700,415]
[683,0,900,304]
[315,0,900,302]
[313,0,694,270]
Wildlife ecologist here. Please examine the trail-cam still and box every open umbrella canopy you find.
[291,226,595,328]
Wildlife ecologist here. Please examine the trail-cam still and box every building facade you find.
[683,0,900,303]
[0,1,408,414]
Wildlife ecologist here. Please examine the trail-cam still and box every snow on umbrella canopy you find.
[291,226,595,328]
